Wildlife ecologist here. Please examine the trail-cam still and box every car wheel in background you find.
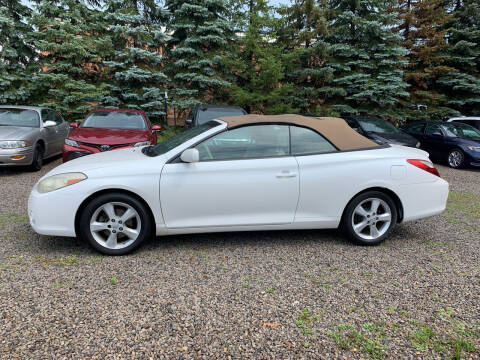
[341,191,397,246]
[30,144,44,171]
[447,149,464,169]
[78,193,152,255]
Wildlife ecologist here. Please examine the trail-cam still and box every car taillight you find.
[407,159,440,177]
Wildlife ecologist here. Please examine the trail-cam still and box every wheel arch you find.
[341,187,404,224]
[74,188,156,237]
[35,138,45,152]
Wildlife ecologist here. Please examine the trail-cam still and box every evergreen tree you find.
[326,0,409,117]
[222,0,296,114]
[0,0,35,104]
[29,0,113,121]
[101,0,169,121]
[397,0,458,119]
[277,0,336,114]
[166,0,232,110]
[436,0,480,116]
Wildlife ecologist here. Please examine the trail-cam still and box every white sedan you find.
[28,115,449,255]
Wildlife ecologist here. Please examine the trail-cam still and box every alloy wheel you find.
[89,202,141,250]
[351,198,392,241]
[448,150,463,168]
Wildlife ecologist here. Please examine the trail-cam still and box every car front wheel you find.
[342,191,397,246]
[30,144,44,171]
[447,149,464,169]
[78,193,152,255]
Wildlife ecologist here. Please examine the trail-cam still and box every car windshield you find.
[197,108,245,125]
[441,123,480,140]
[82,111,146,129]
[143,121,221,157]
[0,109,40,127]
[357,118,400,134]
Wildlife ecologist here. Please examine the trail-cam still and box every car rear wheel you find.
[78,193,152,255]
[447,149,464,169]
[30,144,44,171]
[342,191,397,246]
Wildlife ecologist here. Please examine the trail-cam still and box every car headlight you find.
[134,141,150,147]
[37,172,87,194]
[65,138,80,147]
[0,140,30,149]
[467,146,480,152]
[416,142,421,148]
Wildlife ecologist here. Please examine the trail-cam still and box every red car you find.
[63,108,162,162]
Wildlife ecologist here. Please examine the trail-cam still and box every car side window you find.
[291,126,336,155]
[53,111,64,125]
[41,109,53,123]
[425,123,441,136]
[196,124,290,161]
[405,123,425,135]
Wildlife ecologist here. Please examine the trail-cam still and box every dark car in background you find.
[186,104,247,127]
[401,121,480,168]
[343,116,420,148]
[63,108,162,162]
[0,106,69,170]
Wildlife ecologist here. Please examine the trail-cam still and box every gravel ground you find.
[0,158,479,359]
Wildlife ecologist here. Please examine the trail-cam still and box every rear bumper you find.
[0,147,34,166]
[400,178,449,222]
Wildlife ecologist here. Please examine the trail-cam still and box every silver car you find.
[0,106,69,170]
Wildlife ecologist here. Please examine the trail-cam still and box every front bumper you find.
[28,185,80,237]
[62,143,136,162]
[0,147,34,166]
[465,151,480,167]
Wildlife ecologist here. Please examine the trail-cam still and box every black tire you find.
[341,191,398,246]
[78,192,153,255]
[30,144,44,171]
[447,148,464,169]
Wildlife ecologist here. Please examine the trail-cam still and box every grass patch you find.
[410,322,477,359]
[32,255,78,267]
[0,213,29,227]
[328,322,386,359]
[444,191,480,233]
[295,308,320,337]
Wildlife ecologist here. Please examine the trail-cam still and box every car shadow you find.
[29,228,352,257]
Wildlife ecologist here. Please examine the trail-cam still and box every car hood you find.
[46,147,162,175]
[0,125,38,140]
[367,131,418,147]
[68,127,150,145]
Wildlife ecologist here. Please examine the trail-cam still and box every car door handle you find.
[276,171,297,179]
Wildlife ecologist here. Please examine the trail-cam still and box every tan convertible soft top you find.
[218,114,379,151]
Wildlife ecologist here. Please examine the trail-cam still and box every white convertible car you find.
[28,115,449,255]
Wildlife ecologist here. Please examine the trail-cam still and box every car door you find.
[53,111,69,152]
[159,124,299,228]
[422,123,445,157]
[40,109,58,157]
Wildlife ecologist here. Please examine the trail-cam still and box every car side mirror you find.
[43,120,56,127]
[152,125,162,131]
[69,122,79,128]
[180,148,199,163]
